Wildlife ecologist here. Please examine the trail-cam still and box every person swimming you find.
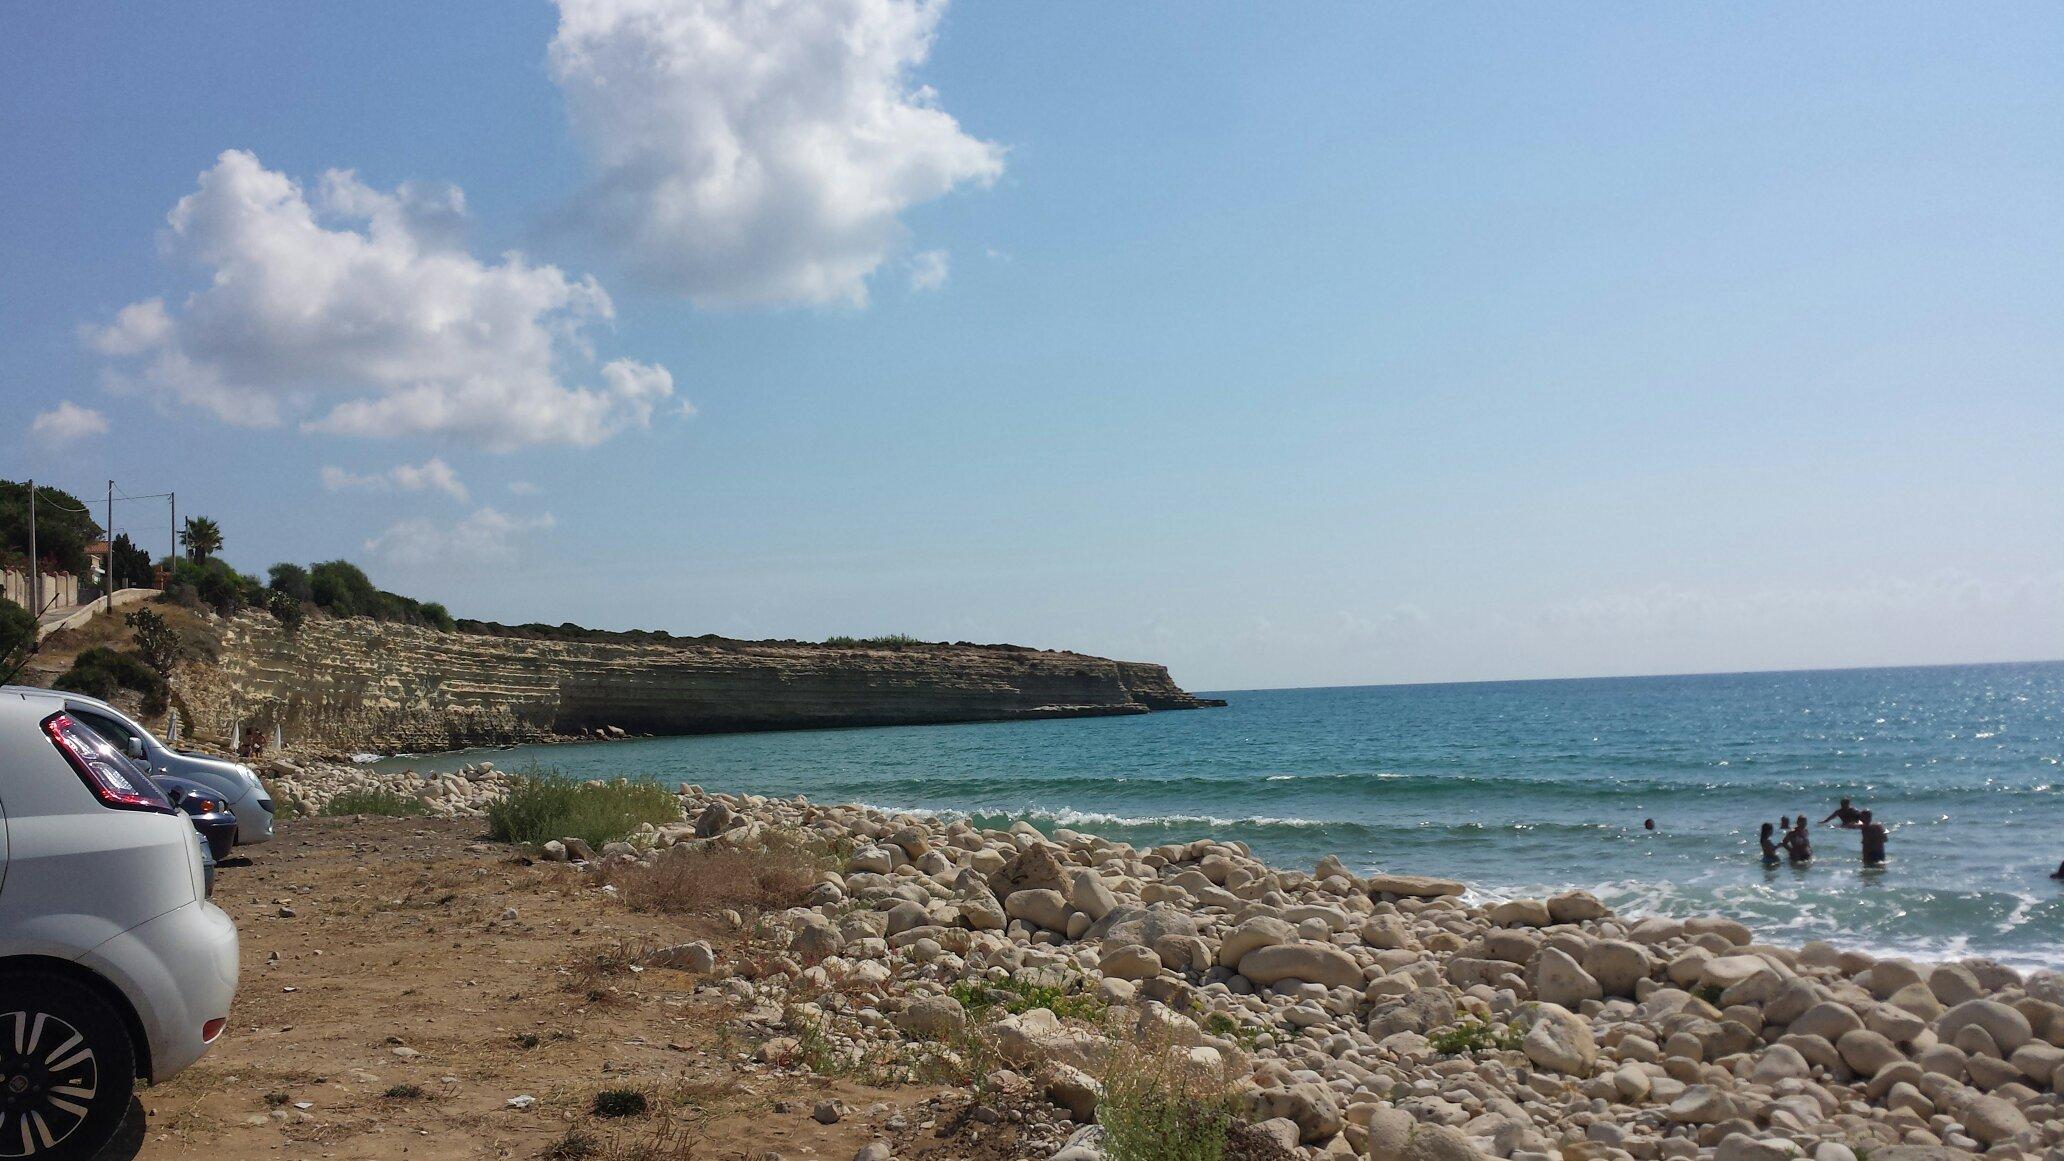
[1759,821,1781,865]
[1785,817,1812,864]
[2048,860,2063,881]
[1859,810,1887,867]
[1643,818,1656,831]
[1820,798,1864,829]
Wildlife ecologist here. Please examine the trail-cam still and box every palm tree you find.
[180,516,223,562]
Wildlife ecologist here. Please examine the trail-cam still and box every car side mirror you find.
[164,785,186,807]
[126,737,147,760]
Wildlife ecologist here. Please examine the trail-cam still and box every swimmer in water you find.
[1758,822,1781,865]
[1820,797,1865,828]
[1785,817,1812,864]
[1859,810,1887,867]
[1644,818,1656,831]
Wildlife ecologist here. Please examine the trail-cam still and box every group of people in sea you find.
[1754,797,1887,868]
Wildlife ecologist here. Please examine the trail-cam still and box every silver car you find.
[1,689,275,847]
[0,686,240,1158]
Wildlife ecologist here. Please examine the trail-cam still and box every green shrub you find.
[486,771,681,848]
[948,976,1107,1024]
[124,607,182,674]
[54,647,168,715]
[1428,1017,1522,1056]
[0,597,34,674]
[322,788,428,817]
[823,633,926,648]
[1096,1038,1238,1161]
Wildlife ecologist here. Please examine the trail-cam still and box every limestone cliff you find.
[177,613,1221,753]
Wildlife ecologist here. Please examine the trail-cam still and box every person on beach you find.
[1785,817,1812,864]
[1758,822,1782,865]
[1820,798,1864,828]
[1859,810,1887,867]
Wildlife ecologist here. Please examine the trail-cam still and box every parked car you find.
[1,686,275,846]
[0,686,239,1159]
[155,774,240,862]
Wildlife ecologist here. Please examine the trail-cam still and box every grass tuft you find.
[948,976,1106,1024]
[592,828,827,918]
[591,1088,649,1119]
[486,770,680,848]
[322,788,428,817]
[1095,1032,1239,1161]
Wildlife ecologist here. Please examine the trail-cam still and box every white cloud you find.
[366,506,557,568]
[88,149,678,450]
[908,249,950,291]
[321,457,469,502]
[548,0,1003,306]
[389,458,469,502]
[30,402,110,442]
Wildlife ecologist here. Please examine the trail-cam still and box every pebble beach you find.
[264,757,2064,1161]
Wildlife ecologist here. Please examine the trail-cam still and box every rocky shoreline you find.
[267,760,2064,1161]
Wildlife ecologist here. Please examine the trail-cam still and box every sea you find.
[373,660,2064,969]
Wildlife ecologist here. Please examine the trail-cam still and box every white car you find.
[0,687,239,1159]
[0,688,276,847]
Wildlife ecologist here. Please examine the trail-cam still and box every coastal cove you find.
[373,660,2064,969]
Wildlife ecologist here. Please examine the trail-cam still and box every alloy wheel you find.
[0,1011,98,1158]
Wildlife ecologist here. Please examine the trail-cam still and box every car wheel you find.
[0,974,136,1161]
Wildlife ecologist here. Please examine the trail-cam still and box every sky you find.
[3,2,2060,692]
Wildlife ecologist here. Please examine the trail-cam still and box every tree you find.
[0,596,36,678]
[180,515,223,562]
[0,479,102,578]
[267,562,314,603]
[111,532,154,588]
[124,606,183,675]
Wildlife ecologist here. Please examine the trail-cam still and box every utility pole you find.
[26,478,37,616]
[106,480,115,611]
[169,491,176,577]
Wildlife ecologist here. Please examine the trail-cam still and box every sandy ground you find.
[126,816,1039,1161]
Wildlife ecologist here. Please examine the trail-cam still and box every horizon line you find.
[1199,655,2064,697]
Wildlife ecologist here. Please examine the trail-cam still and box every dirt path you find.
[134,817,1033,1160]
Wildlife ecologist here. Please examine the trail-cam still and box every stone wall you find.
[178,613,1220,753]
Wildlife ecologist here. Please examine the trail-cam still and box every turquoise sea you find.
[376,661,2064,968]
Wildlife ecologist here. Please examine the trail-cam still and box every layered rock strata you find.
[184,613,1218,753]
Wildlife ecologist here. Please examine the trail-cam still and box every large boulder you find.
[1532,947,1604,1008]
[1835,1028,1905,1076]
[1517,1002,1597,1076]
[1366,1108,1490,1161]
[1217,915,1297,969]
[1237,941,1365,990]
[1098,943,1165,981]
[1487,899,1553,928]
[1369,989,1458,1038]
[1065,869,1120,921]
[894,995,967,1039]
[1084,902,1199,947]
[1935,999,2032,1055]
[988,844,1068,898]
[1003,888,1070,932]
[1583,940,1653,997]
[1240,1082,1342,1145]
[1959,1094,2030,1146]
[989,1008,1103,1070]
[1547,890,1610,923]
[1366,874,1466,899]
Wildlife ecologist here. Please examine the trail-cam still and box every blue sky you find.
[3,3,2060,691]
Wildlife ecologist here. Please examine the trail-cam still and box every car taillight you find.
[202,1018,227,1043]
[43,712,176,813]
